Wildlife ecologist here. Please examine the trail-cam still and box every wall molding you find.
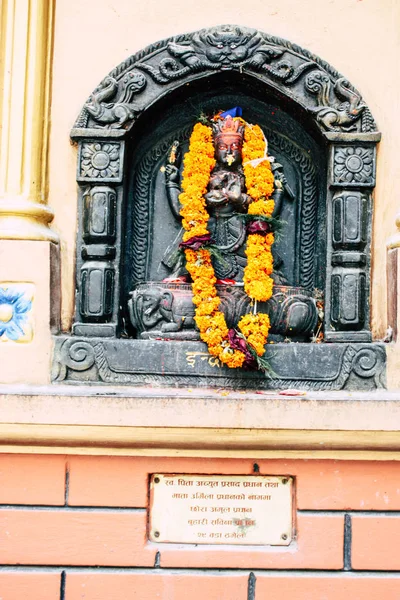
[1,386,400,457]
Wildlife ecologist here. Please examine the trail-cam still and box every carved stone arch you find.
[72,24,377,135]
[53,25,385,390]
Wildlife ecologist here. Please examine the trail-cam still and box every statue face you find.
[202,27,255,65]
[215,139,242,168]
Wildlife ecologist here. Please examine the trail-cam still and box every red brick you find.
[160,514,344,569]
[256,575,400,599]
[352,516,400,570]
[258,459,400,510]
[68,456,148,507]
[0,455,66,505]
[67,456,255,507]
[66,572,248,600]
[68,457,400,511]
[0,509,155,566]
[0,572,61,600]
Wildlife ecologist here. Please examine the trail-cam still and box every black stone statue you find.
[127,113,318,342]
[163,115,290,283]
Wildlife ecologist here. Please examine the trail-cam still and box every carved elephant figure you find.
[266,287,318,341]
[128,285,196,335]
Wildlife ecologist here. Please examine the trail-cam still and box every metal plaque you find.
[149,474,293,545]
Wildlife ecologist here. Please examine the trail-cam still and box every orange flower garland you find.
[179,117,275,370]
[179,123,215,241]
[242,124,275,303]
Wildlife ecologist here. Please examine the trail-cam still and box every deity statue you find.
[129,112,318,343]
[163,113,291,283]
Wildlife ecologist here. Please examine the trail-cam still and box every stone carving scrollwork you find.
[137,26,314,86]
[352,346,386,387]
[305,72,366,132]
[84,71,146,129]
[52,339,95,381]
[73,25,377,134]
[53,336,386,391]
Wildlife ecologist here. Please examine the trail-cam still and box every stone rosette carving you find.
[77,142,124,183]
[333,146,375,186]
[0,283,34,343]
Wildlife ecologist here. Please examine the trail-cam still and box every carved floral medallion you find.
[78,142,124,182]
[333,146,375,186]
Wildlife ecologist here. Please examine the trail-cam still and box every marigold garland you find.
[179,117,276,370]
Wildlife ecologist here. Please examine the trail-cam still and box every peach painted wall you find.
[48,0,400,337]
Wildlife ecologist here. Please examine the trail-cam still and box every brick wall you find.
[1,454,400,599]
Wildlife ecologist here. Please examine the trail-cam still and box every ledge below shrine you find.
[1,385,400,458]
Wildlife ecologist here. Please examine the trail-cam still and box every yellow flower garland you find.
[242,124,275,303]
[179,118,275,369]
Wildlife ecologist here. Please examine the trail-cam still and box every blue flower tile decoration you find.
[0,285,34,342]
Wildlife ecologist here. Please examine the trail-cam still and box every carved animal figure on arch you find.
[84,71,146,128]
[306,72,366,132]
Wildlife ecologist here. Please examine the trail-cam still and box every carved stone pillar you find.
[324,133,380,342]
[72,137,125,337]
[0,0,57,242]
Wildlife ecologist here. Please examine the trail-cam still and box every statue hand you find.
[225,180,243,204]
[274,170,287,187]
[165,164,180,184]
[205,190,229,206]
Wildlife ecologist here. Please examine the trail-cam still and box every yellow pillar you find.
[0,0,57,242]
[0,0,58,384]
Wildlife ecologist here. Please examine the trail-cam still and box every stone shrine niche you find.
[53,25,386,390]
